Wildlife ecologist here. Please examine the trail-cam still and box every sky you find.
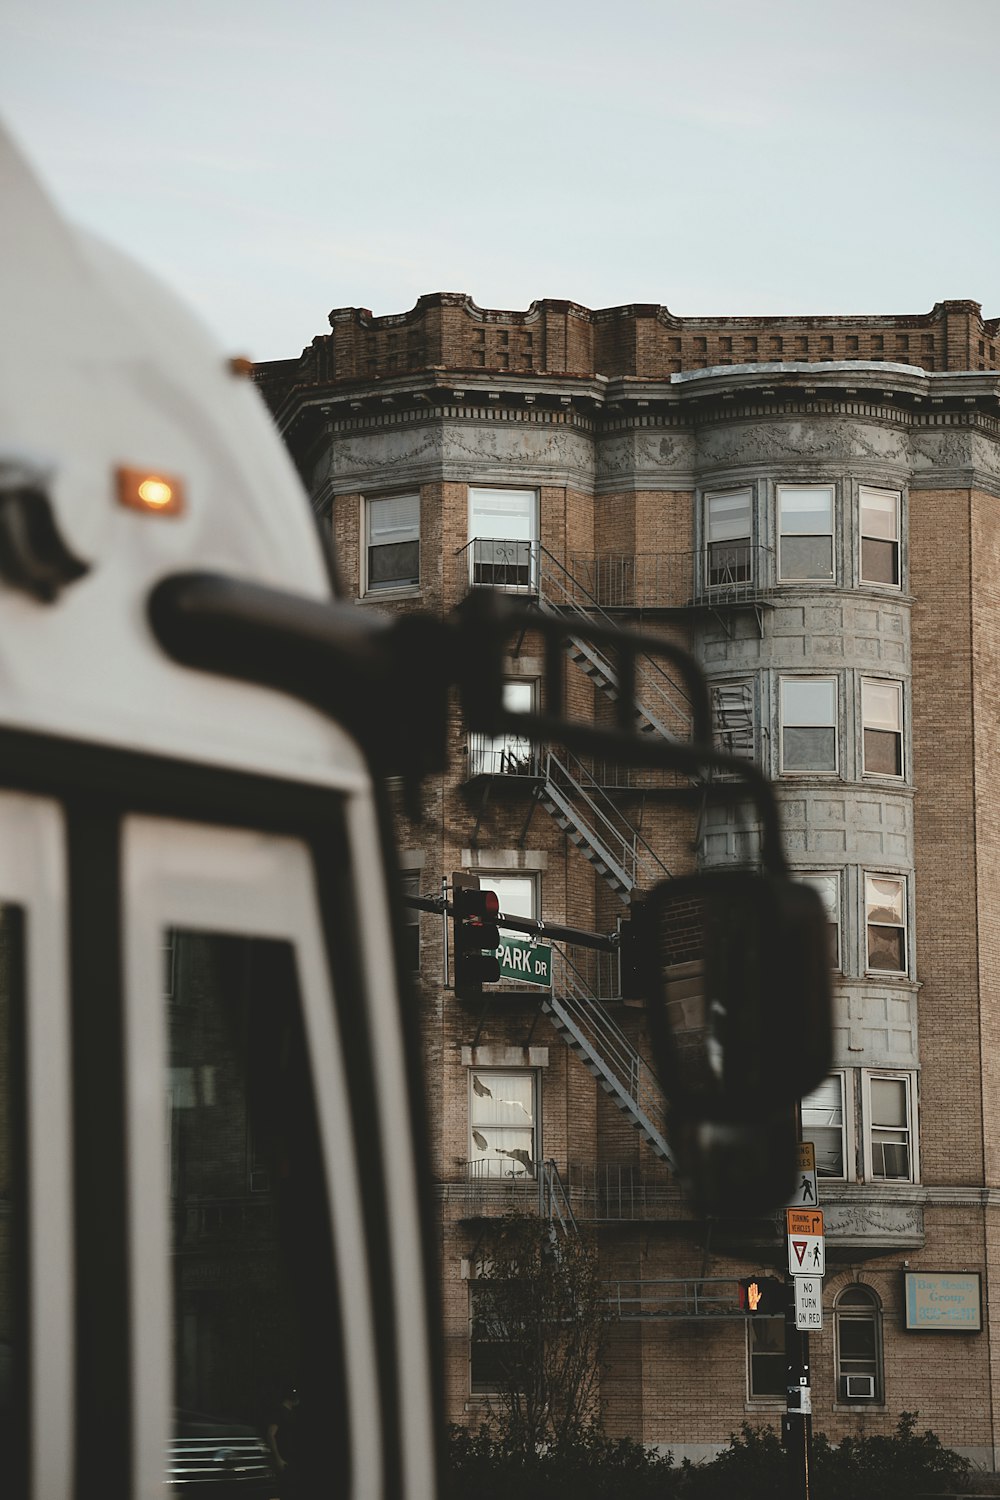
[2,0,999,363]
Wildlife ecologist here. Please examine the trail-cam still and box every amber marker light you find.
[116,466,186,517]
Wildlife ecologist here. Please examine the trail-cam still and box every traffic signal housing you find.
[452,875,501,1001]
[738,1276,786,1316]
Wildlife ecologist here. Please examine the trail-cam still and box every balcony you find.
[443,1159,683,1224]
[569,547,774,614]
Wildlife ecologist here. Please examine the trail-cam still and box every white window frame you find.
[861,678,904,780]
[801,1071,852,1182]
[859,486,901,589]
[864,872,908,976]
[468,1068,539,1182]
[862,1071,918,1183]
[468,487,538,591]
[779,676,839,775]
[834,1284,884,1405]
[777,483,836,581]
[800,870,841,971]
[704,488,753,589]
[363,492,420,595]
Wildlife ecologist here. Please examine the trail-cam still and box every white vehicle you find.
[0,123,439,1500]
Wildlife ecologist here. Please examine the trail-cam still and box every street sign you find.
[786,1208,824,1276]
[497,937,552,987]
[788,1141,819,1207]
[794,1276,824,1331]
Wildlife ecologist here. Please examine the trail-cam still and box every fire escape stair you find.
[542,974,675,1169]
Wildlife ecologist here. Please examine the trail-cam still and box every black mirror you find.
[635,871,833,1216]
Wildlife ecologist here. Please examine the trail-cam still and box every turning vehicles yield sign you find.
[786,1208,825,1277]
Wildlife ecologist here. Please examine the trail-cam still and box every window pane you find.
[779,487,834,534]
[471,1072,534,1128]
[707,491,751,542]
[866,876,904,925]
[864,729,902,777]
[749,1318,786,1397]
[802,1075,844,1177]
[867,925,905,971]
[839,1320,877,1363]
[782,726,837,772]
[863,681,901,732]
[478,875,535,932]
[860,489,898,541]
[871,1077,907,1128]
[368,494,419,543]
[780,535,834,579]
[861,538,898,585]
[168,932,336,1487]
[783,679,836,725]
[470,489,535,540]
[368,539,419,587]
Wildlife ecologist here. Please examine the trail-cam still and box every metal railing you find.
[544,749,671,895]
[172,1194,276,1244]
[454,538,696,741]
[467,734,540,778]
[569,546,775,611]
[452,1160,679,1223]
[535,545,694,741]
[548,947,671,1156]
[607,1277,750,1320]
[457,1157,578,1232]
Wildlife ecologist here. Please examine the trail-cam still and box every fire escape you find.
[458,537,771,1177]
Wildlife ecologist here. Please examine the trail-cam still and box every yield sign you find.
[788,1233,825,1277]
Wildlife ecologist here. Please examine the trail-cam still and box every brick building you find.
[257,293,1000,1467]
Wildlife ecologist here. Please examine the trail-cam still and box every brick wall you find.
[256,297,999,410]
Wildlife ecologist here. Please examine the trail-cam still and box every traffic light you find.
[738,1276,786,1316]
[452,875,501,1000]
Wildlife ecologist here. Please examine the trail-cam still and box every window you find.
[469,488,537,589]
[478,872,537,934]
[778,484,835,580]
[860,487,901,587]
[747,1316,786,1399]
[780,677,838,773]
[469,1070,537,1180]
[865,1073,915,1181]
[862,679,904,778]
[800,871,840,968]
[704,489,752,587]
[865,874,907,973]
[835,1286,883,1403]
[399,871,421,974]
[365,493,419,592]
[469,681,535,776]
[711,680,755,765]
[801,1073,848,1179]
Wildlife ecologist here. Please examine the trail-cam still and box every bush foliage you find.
[444,1412,973,1500]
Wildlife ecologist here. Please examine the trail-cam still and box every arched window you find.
[835,1285,883,1403]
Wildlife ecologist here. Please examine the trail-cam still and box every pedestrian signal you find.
[738,1277,785,1316]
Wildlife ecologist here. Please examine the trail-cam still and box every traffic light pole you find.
[782,1297,812,1500]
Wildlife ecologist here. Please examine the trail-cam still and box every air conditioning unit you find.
[845,1375,876,1400]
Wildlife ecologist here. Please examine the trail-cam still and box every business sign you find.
[794,1276,824,1331]
[904,1273,982,1332]
[497,937,552,987]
